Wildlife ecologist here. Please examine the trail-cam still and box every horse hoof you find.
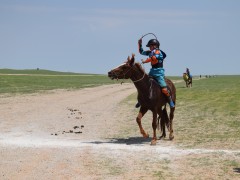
[159,135,166,140]
[143,133,149,138]
[150,140,157,145]
[169,135,174,141]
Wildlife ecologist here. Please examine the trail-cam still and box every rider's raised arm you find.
[138,38,150,56]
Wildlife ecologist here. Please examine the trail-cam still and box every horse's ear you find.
[129,53,135,66]
[132,53,135,59]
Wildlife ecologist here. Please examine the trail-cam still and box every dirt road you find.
[0,83,239,180]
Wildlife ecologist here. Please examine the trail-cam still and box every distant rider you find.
[186,68,192,79]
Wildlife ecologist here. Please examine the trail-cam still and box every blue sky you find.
[0,0,239,75]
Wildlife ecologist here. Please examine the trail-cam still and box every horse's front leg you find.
[151,111,158,145]
[136,107,149,138]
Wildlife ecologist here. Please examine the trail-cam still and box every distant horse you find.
[108,54,176,145]
[183,73,192,88]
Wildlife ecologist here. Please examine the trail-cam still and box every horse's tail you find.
[162,106,170,131]
[158,105,170,132]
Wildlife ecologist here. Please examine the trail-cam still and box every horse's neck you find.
[131,74,150,94]
[129,65,151,95]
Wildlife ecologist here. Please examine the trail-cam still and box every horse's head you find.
[108,54,135,80]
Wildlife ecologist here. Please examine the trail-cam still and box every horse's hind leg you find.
[151,111,158,145]
[169,107,175,140]
[136,107,149,138]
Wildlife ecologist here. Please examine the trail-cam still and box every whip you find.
[141,33,158,40]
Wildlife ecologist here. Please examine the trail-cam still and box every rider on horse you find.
[186,68,192,79]
[135,38,175,108]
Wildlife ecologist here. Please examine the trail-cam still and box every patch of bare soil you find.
[0,83,239,180]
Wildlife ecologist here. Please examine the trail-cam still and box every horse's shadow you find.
[233,168,240,174]
[87,137,151,145]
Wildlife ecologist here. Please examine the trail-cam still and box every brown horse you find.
[108,54,176,145]
[183,73,192,88]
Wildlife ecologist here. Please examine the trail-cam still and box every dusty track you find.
[0,83,239,179]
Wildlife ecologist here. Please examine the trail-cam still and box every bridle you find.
[111,62,146,84]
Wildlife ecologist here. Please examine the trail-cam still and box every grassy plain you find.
[174,75,240,149]
[0,69,115,94]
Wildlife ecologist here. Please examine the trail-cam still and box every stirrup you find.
[135,102,141,108]
[169,100,175,108]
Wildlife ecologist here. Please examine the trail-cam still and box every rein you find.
[131,62,147,83]
[132,73,146,83]
[123,63,146,83]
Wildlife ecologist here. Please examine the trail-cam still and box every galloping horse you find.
[108,54,176,145]
[183,73,192,88]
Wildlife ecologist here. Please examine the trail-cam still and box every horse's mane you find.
[135,62,146,74]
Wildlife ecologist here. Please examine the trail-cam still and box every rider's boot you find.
[167,96,175,108]
[162,88,175,108]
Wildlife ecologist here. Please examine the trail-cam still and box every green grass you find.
[0,69,115,94]
[175,75,240,149]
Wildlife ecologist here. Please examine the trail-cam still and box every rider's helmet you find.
[146,39,160,48]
